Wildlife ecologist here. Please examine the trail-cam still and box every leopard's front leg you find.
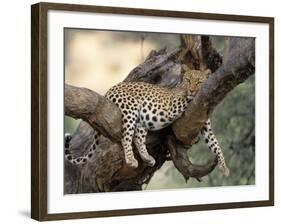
[201,119,230,176]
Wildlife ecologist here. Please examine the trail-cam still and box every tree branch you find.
[166,135,217,181]
[65,84,122,141]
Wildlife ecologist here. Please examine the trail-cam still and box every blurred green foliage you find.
[64,116,80,134]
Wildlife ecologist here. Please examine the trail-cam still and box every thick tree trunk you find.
[64,35,255,193]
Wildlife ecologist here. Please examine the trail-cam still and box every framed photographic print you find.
[31,2,274,221]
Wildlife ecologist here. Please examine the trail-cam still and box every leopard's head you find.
[182,65,211,97]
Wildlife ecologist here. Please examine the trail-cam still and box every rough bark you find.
[65,85,122,141]
[166,134,217,182]
[64,35,255,193]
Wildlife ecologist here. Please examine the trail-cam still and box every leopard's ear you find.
[182,64,191,72]
[203,69,212,77]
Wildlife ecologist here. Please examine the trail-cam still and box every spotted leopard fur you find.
[65,67,229,176]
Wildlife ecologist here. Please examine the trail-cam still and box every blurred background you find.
[64,28,255,190]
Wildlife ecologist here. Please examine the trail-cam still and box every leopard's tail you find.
[64,131,100,165]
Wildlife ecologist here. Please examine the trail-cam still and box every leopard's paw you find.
[219,165,230,177]
[146,157,156,167]
[126,157,139,168]
[140,154,156,167]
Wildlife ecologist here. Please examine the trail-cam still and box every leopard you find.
[65,66,230,176]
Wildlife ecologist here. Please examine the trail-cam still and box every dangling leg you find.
[121,113,138,168]
[201,119,230,176]
[133,124,155,167]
